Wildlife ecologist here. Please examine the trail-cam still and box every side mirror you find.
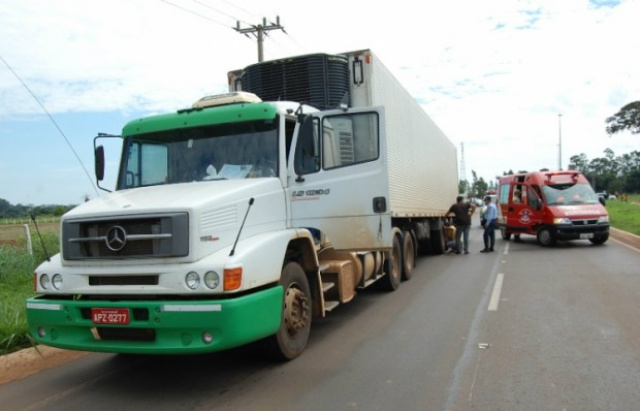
[95,145,105,182]
[294,115,319,178]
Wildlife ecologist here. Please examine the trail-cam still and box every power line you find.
[0,54,99,198]
[222,0,261,20]
[160,0,231,28]
[192,0,241,24]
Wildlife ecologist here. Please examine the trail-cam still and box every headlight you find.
[553,218,572,225]
[39,274,50,290]
[204,271,220,289]
[597,215,609,223]
[52,274,63,290]
[185,272,200,290]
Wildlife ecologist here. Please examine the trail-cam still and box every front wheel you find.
[501,229,511,241]
[265,262,312,361]
[537,228,556,247]
[589,233,609,245]
[402,230,415,281]
[382,234,402,291]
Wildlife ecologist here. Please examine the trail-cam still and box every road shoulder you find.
[0,346,88,385]
[610,227,640,251]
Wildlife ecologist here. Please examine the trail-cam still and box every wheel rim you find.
[539,229,551,245]
[283,284,310,336]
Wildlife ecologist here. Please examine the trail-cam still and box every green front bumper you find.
[26,286,283,354]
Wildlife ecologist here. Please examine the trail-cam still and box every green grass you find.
[606,194,640,236]
[0,232,59,355]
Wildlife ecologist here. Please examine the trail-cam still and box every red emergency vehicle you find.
[497,171,609,246]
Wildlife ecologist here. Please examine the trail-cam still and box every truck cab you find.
[497,171,609,246]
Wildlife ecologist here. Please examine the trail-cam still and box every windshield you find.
[119,119,278,189]
[541,183,599,206]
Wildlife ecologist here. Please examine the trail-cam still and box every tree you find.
[458,179,470,195]
[0,198,10,216]
[568,153,589,172]
[625,169,640,192]
[606,101,640,135]
[468,170,489,199]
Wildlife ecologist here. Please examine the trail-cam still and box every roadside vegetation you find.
[0,229,59,355]
[606,194,640,236]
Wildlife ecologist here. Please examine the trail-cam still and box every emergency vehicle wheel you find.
[402,230,415,281]
[501,229,511,240]
[266,262,312,360]
[589,233,609,245]
[382,234,402,291]
[536,228,556,247]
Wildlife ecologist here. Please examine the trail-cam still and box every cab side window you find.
[322,112,379,170]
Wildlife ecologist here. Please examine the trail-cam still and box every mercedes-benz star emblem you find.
[105,225,127,252]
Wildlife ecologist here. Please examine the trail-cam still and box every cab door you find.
[286,107,392,250]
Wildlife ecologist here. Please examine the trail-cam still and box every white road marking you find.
[503,242,509,255]
[610,237,640,253]
[488,273,504,311]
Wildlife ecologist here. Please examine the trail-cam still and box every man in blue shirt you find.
[481,195,497,253]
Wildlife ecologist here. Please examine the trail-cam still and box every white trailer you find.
[27,49,458,360]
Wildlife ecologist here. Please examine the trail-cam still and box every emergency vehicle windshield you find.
[541,183,600,206]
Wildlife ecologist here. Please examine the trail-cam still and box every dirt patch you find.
[0,346,88,385]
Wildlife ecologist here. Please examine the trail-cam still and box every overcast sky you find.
[1,0,639,205]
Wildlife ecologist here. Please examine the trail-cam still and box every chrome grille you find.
[63,213,189,260]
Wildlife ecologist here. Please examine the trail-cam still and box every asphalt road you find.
[2,225,639,411]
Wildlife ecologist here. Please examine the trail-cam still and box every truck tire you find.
[402,230,415,281]
[536,228,556,247]
[589,233,609,245]
[382,234,402,291]
[265,262,312,361]
[501,229,511,241]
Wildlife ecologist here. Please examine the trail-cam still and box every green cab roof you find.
[122,102,278,136]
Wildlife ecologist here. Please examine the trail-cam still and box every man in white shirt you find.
[481,196,497,253]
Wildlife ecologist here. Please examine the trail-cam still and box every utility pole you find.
[558,113,563,171]
[460,142,467,184]
[235,16,285,62]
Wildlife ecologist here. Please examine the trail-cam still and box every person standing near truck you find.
[481,195,497,253]
[446,195,475,254]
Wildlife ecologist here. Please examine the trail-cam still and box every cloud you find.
[0,0,639,204]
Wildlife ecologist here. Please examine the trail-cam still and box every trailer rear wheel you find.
[536,228,556,247]
[382,234,402,291]
[265,262,312,360]
[402,230,415,281]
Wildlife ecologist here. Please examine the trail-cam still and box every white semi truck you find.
[27,49,458,359]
